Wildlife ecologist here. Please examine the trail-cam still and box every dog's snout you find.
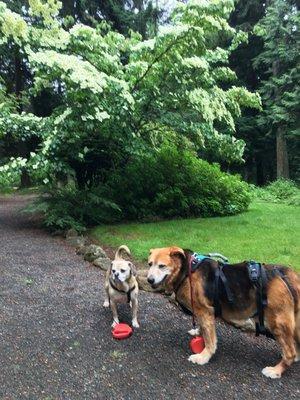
[114,271,119,277]
[147,276,155,285]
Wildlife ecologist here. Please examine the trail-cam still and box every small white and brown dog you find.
[103,245,140,328]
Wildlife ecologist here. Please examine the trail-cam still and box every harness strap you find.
[214,264,234,317]
[256,265,267,337]
[188,255,234,323]
[188,255,197,329]
[109,279,136,303]
[248,261,273,338]
[214,267,221,317]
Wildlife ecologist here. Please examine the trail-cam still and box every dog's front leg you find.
[131,297,140,328]
[188,309,217,366]
[103,287,110,308]
[110,300,119,327]
[103,277,110,308]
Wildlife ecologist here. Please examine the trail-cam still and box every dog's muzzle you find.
[113,273,122,283]
[147,276,155,285]
[147,274,168,289]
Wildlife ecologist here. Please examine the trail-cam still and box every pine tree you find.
[254,0,300,179]
[229,0,268,184]
[61,0,160,38]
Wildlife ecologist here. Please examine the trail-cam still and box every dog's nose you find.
[115,272,119,277]
[147,277,155,285]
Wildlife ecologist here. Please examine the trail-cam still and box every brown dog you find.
[147,247,300,378]
[103,245,139,328]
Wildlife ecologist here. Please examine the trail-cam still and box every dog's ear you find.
[109,261,113,274]
[128,261,137,277]
[115,245,131,261]
[169,247,185,259]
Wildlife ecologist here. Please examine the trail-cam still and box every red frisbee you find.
[189,336,205,354]
[112,323,133,340]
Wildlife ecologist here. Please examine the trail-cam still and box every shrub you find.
[25,187,121,233]
[0,170,20,193]
[255,179,300,206]
[28,145,251,231]
[106,144,251,220]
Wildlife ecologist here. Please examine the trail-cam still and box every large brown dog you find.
[147,247,300,378]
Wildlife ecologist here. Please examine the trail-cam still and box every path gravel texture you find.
[0,195,299,400]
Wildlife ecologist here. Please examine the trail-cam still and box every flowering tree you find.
[0,0,260,187]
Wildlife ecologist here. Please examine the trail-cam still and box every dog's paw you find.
[262,366,281,379]
[103,300,109,308]
[188,350,211,366]
[188,328,199,336]
[111,319,119,328]
[132,319,140,328]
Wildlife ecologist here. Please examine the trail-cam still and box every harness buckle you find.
[248,261,260,282]
[191,257,200,270]
[191,253,208,271]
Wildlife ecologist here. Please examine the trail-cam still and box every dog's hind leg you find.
[262,311,296,379]
[188,309,217,366]
[229,318,256,332]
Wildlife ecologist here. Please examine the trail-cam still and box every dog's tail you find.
[114,245,131,261]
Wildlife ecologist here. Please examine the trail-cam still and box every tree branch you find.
[131,29,192,92]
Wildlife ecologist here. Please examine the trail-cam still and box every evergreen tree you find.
[254,0,300,180]
[229,0,272,184]
[229,0,300,183]
[61,0,160,38]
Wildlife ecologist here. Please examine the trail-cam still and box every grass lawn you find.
[91,201,300,271]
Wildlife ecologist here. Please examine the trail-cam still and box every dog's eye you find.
[148,262,153,267]
[112,269,116,273]
[159,264,166,269]
[120,269,125,273]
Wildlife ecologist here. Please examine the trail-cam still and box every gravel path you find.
[0,195,299,400]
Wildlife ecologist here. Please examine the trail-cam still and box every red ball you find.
[189,336,205,354]
[112,323,133,340]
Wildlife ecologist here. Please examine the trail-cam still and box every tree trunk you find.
[14,46,32,188]
[256,155,264,185]
[20,169,31,188]
[61,0,76,17]
[14,46,22,112]
[272,59,289,180]
[276,127,289,179]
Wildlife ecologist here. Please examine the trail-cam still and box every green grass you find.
[91,201,300,271]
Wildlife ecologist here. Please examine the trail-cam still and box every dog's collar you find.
[171,253,207,293]
[109,278,136,303]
